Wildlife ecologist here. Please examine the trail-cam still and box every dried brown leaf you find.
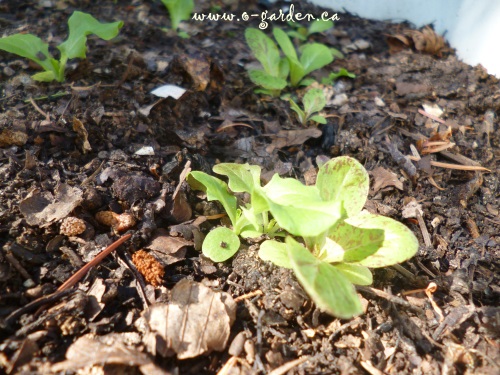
[266,128,322,153]
[19,183,83,227]
[146,228,192,265]
[51,333,167,375]
[143,279,236,359]
[370,166,403,194]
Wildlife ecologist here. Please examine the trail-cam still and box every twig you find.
[2,289,74,328]
[357,286,425,315]
[56,233,132,292]
[234,290,263,303]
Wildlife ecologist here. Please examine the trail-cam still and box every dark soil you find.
[0,1,499,374]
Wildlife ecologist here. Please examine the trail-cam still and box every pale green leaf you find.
[58,11,123,60]
[333,263,372,286]
[258,239,292,268]
[161,0,194,30]
[316,156,369,217]
[309,114,327,124]
[287,237,363,318]
[213,163,261,193]
[300,43,333,75]
[263,174,341,236]
[248,69,287,90]
[308,20,334,34]
[341,212,419,268]
[303,88,326,115]
[245,28,281,76]
[187,171,237,225]
[0,34,60,79]
[202,227,240,262]
[273,27,298,61]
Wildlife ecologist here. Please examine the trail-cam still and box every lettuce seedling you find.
[273,27,333,86]
[0,11,123,82]
[286,19,334,41]
[289,88,327,125]
[188,157,418,318]
[188,163,282,262]
[258,156,419,318]
[160,0,194,36]
[244,28,289,97]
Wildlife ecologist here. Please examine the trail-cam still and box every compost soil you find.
[0,1,499,374]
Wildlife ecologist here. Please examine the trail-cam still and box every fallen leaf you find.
[370,166,403,194]
[266,128,322,153]
[146,228,192,265]
[19,183,83,227]
[387,25,446,57]
[51,333,167,375]
[112,174,162,204]
[72,117,92,154]
[143,279,236,359]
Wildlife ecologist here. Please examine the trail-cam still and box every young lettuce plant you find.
[160,0,194,37]
[0,11,123,82]
[289,88,327,125]
[257,156,419,318]
[187,163,282,262]
[244,28,289,97]
[273,27,333,87]
[286,19,334,41]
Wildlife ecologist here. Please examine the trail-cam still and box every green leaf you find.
[316,156,369,217]
[289,60,306,87]
[333,263,372,286]
[248,69,287,90]
[0,34,60,80]
[322,68,356,84]
[309,114,327,124]
[300,43,333,76]
[161,0,194,30]
[58,11,123,60]
[340,212,419,268]
[273,28,298,62]
[299,78,315,86]
[259,239,292,269]
[286,30,307,41]
[213,163,261,194]
[286,237,363,318]
[187,171,238,225]
[245,28,281,76]
[262,174,341,236]
[278,58,290,80]
[317,237,345,263]
[31,70,58,82]
[308,20,334,34]
[288,98,306,124]
[202,227,240,262]
[303,88,326,116]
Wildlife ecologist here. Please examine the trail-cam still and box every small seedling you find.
[161,0,194,37]
[189,157,419,318]
[273,27,333,87]
[289,88,327,125]
[286,19,334,41]
[244,28,289,97]
[321,67,356,85]
[0,11,123,82]
[188,163,282,262]
[245,27,334,94]
[258,157,419,318]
